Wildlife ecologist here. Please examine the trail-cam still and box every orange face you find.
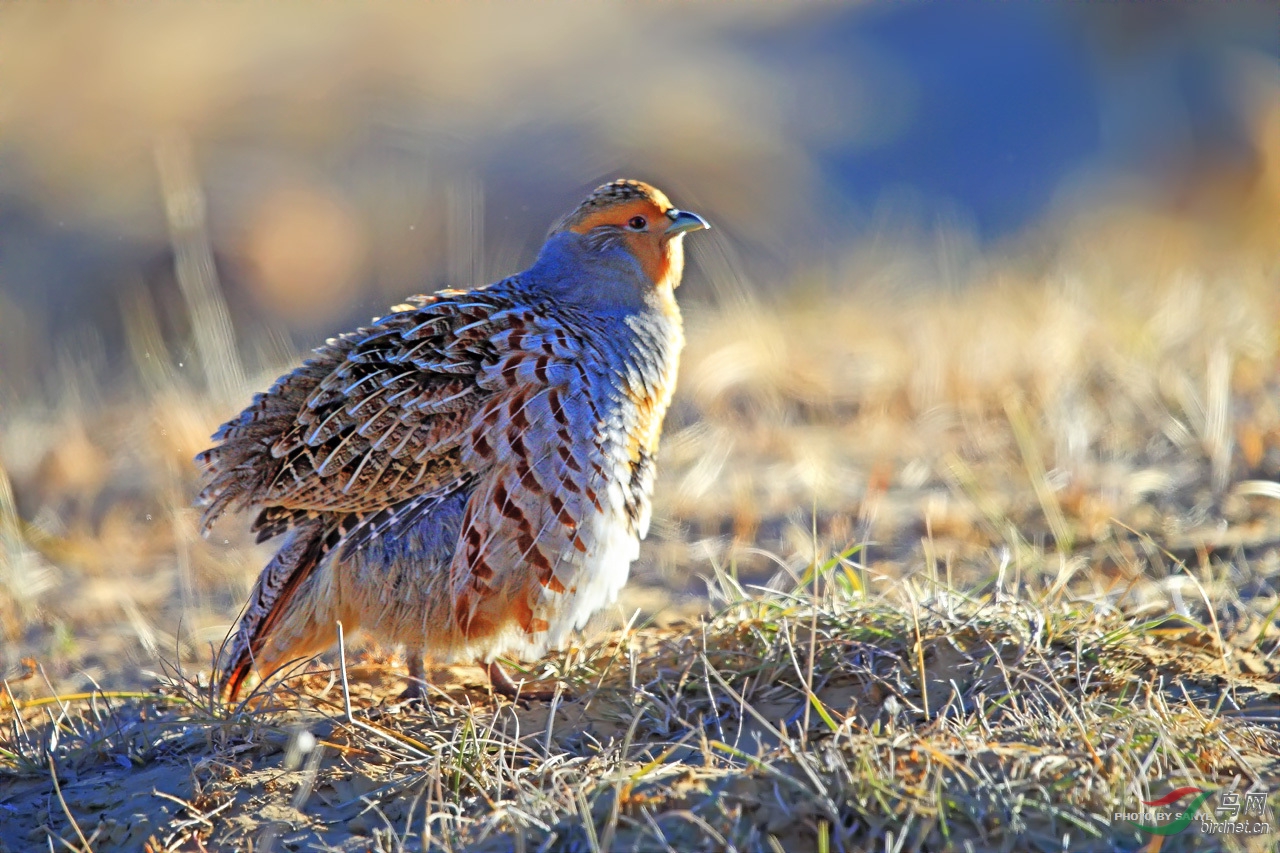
[567,196,682,288]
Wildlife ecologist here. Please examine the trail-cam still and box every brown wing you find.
[194,288,516,540]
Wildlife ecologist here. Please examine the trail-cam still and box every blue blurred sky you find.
[778,2,1098,239]
[747,2,1276,240]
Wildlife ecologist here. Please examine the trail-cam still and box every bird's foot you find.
[395,651,430,704]
[484,660,561,702]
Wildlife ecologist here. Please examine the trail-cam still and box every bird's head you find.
[549,179,709,298]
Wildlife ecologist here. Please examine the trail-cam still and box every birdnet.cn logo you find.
[1114,785,1273,837]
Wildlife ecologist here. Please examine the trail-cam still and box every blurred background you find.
[3,3,1280,691]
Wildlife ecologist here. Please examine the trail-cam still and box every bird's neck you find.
[527,234,683,321]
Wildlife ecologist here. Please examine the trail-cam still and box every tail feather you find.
[220,520,333,700]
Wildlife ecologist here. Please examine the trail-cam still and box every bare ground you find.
[4,580,1280,852]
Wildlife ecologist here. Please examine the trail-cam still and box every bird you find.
[195,179,709,701]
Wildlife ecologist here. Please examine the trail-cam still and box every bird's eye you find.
[626,215,647,231]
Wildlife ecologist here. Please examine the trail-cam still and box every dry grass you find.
[2,570,1280,851]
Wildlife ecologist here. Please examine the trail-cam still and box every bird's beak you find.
[664,209,710,236]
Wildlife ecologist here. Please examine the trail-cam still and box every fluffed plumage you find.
[196,179,708,699]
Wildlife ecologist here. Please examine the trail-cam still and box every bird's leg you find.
[483,659,559,701]
[398,647,429,702]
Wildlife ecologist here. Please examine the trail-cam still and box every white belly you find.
[543,506,639,649]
